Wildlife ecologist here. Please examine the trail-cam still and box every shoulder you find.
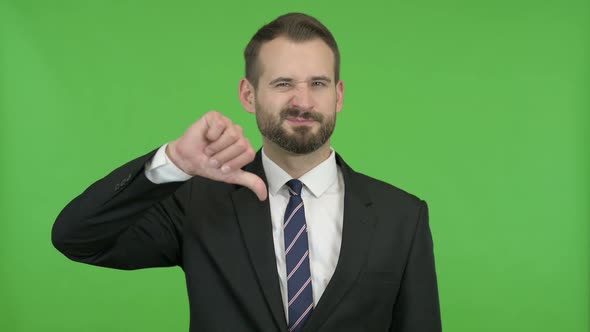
[335,152,425,217]
[352,171,424,210]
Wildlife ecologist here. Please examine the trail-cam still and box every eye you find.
[311,81,327,87]
[275,82,291,88]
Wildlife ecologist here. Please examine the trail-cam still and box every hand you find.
[166,111,267,201]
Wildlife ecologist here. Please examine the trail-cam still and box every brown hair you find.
[244,13,340,88]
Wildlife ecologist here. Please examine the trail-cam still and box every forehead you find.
[257,36,335,82]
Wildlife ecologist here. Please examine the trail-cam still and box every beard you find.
[255,102,336,154]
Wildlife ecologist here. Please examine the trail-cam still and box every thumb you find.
[227,170,268,201]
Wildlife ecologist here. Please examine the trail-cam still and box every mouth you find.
[286,116,316,126]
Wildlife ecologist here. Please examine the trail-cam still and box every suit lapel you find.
[303,154,376,332]
[224,151,374,332]
[231,153,288,332]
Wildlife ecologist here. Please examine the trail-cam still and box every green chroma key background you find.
[1,1,588,331]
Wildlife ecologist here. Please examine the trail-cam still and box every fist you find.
[166,111,267,201]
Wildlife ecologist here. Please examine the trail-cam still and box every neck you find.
[262,139,332,179]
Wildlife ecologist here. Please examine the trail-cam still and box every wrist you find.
[165,141,186,173]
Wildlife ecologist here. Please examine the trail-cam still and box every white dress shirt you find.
[145,144,345,320]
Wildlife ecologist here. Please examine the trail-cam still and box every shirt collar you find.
[261,148,338,198]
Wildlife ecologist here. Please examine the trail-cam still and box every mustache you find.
[279,108,324,122]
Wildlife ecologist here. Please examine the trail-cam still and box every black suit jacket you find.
[52,149,441,331]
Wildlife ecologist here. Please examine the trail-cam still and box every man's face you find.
[251,36,344,154]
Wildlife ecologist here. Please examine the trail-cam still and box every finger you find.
[183,114,212,141]
[226,170,268,201]
[205,124,242,157]
[209,138,250,168]
[203,111,229,142]
[218,143,255,173]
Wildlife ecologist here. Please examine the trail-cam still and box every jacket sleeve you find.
[390,200,442,331]
[51,148,190,270]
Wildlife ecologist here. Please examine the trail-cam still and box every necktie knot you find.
[286,179,303,196]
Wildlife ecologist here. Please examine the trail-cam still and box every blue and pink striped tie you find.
[284,179,314,332]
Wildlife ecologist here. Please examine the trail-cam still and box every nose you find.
[290,84,314,111]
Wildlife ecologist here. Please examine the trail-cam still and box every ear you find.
[336,80,344,113]
[239,78,256,114]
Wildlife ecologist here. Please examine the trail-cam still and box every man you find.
[52,12,441,332]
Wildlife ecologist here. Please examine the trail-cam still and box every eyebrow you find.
[268,76,332,86]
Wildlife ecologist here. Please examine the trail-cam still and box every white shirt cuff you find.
[144,143,192,184]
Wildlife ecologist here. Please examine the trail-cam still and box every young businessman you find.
[53,12,441,332]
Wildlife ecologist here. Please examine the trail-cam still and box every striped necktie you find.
[284,179,314,332]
